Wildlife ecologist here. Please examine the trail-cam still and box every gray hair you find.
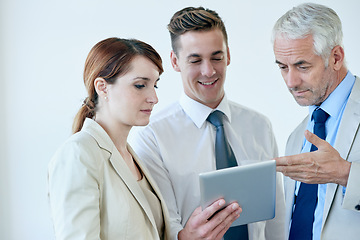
[271,3,343,66]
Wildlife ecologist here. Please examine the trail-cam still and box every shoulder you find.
[137,101,186,134]
[149,101,184,124]
[49,130,107,172]
[228,100,272,126]
[55,131,99,156]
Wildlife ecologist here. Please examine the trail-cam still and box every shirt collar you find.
[309,71,355,119]
[179,93,231,129]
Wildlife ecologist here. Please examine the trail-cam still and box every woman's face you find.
[104,56,160,129]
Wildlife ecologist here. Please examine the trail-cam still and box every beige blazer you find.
[48,118,171,240]
[284,76,360,239]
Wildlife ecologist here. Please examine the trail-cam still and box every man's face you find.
[171,29,230,109]
[274,35,338,106]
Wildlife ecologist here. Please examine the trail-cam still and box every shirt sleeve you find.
[48,140,102,240]
[130,127,183,239]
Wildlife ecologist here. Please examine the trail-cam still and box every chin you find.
[293,95,311,106]
[136,120,150,127]
[295,100,311,106]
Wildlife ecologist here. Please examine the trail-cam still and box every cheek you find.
[307,71,326,89]
[185,66,201,78]
[112,91,134,107]
[215,63,227,73]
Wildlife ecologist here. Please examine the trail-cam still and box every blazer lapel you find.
[109,147,158,233]
[82,119,158,235]
[129,146,172,240]
[283,117,309,235]
[334,77,360,161]
[285,116,309,156]
[323,76,360,225]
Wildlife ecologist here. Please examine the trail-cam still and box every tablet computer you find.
[199,160,276,226]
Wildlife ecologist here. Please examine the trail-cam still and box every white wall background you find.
[1,0,359,239]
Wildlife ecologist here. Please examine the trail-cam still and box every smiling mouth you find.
[199,79,218,86]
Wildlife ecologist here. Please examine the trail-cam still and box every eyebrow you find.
[187,50,225,59]
[293,60,309,66]
[134,77,150,81]
[133,77,160,82]
[212,50,224,56]
[275,60,309,66]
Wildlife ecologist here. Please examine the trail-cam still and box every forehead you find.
[177,29,227,58]
[273,36,317,63]
[120,56,159,79]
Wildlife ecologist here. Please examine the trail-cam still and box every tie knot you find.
[312,108,329,124]
[207,110,224,128]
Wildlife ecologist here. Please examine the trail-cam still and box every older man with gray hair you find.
[272,3,360,240]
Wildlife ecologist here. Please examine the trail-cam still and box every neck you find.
[95,112,141,180]
[338,67,348,82]
[94,115,131,153]
[316,67,348,106]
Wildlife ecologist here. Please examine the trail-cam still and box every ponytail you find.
[72,97,96,134]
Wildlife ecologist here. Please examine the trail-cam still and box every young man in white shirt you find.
[130,7,285,240]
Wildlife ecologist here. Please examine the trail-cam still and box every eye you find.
[188,57,201,64]
[212,56,224,61]
[135,84,145,89]
[299,66,309,71]
[190,60,201,64]
[278,64,287,70]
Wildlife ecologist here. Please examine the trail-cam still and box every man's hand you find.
[275,130,351,186]
[178,199,241,240]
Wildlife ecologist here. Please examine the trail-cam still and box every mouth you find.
[290,89,310,97]
[140,109,152,114]
[198,79,218,86]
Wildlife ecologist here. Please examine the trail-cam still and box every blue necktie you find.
[289,108,329,240]
[207,110,249,240]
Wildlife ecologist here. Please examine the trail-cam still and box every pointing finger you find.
[304,130,328,150]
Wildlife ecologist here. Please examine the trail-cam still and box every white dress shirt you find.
[130,94,285,240]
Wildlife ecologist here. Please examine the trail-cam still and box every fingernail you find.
[232,203,238,210]
[219,199,225,206]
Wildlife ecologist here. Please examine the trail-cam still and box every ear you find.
[170,50,181,72]
[94,77,108,98]
[226,46,231,66]
[330,45,345,71]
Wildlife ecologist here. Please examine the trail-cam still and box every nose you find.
[201,60,216,77]
[147,88,158,105]
[285,68,301,89]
